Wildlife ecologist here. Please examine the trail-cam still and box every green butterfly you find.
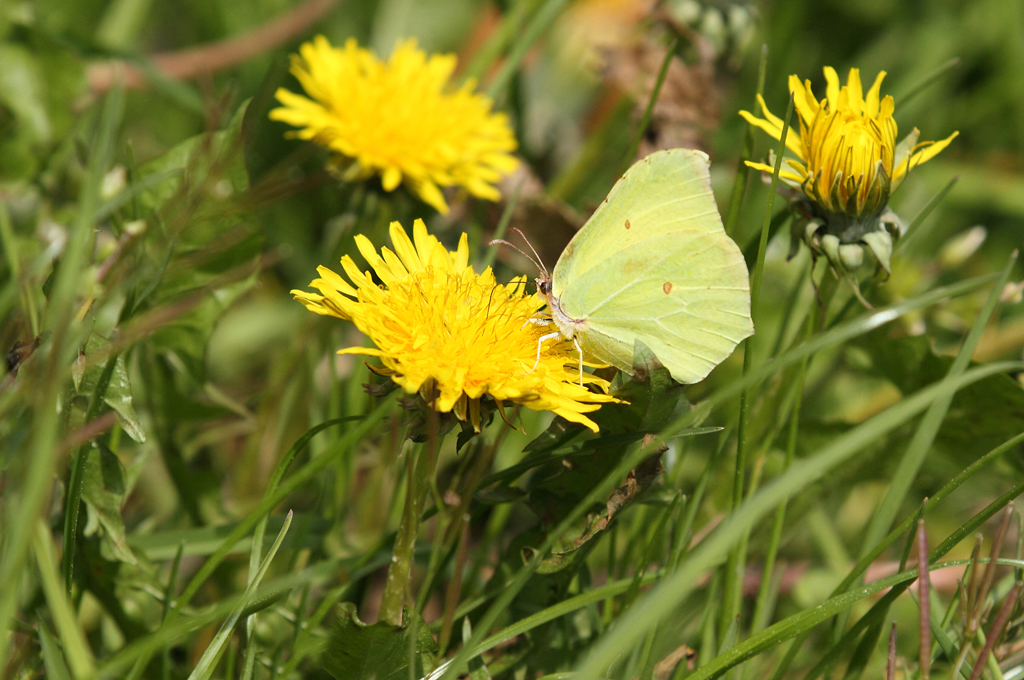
[531,149,753,384]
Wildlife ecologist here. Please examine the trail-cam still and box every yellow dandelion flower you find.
[269,36,519,214]
[293,219,618,432]
[740,66,958,221]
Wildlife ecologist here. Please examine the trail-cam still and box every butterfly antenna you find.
[488,237,548,278]
[508,227,550,279]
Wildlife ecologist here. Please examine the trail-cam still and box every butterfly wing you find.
[553,149,752,383]
[558,229,752,383]
[551,149,725,290]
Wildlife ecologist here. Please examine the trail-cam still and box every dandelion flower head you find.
[270,36,519,214]
[740,67,958,222]
[293,220,618,432]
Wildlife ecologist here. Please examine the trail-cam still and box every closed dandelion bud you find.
[742,66,958,290]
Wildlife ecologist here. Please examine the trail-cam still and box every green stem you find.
[723,45,768,239]
[749,285,820,635]
[721,92,794,640]
[619,37,678,177]
[462,0,542,85]
[485,0,573,101]
[381,441,432,627]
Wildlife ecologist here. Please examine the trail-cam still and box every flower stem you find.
[381,440,433,627]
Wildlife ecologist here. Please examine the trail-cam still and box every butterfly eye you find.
[538,280,552,295]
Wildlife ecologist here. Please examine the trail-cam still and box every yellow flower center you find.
[293,220,617,432]
[270,37,519,214]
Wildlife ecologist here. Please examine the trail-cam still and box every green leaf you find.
[521,344,693,568]
[37,620,73,680]
[75,333,145,442]
[320,603,438,680]
[463,618,492,680]
[858,331,1024,455]
[589,340,689,434]
[133,99,263,382]
[0,43,51,143]
[81,445,137,565]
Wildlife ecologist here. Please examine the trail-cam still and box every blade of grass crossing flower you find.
[0,86,124,668]
[724,44,769,239]
[895,174,960,253]
[32,522,97,680]
[485,0,573,100]
[619,37,678,177]
[187,511,293,680]
[857,251,1018,573]
[749,93,795,312]
[62,352,119,594]
[722,92,794,641]
[571,360,1024,680]
[896,57,962,107]
[480,177,524,271]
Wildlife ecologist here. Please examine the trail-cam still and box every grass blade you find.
[572,360,1024,679]
[485,0,573,100]
[187,511,294,680]
[722,91,795,640]
[32,522,97,680]
[858,252,1017,564]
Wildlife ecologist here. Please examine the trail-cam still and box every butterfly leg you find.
[522,315,552,330]
[530,332,562,374]
[573,336,583,386]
